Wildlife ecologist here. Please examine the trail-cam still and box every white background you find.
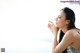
[0,0,80,53]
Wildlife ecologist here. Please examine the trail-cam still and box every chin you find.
[56,25,59,28]
[56,25,61,28]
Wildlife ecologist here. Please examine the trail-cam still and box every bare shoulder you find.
[65,29,73,35]
[65,29,78,35]
[63,29,75,40]
[65,29,80,39]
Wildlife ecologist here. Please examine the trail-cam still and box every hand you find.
[48,21,59,35]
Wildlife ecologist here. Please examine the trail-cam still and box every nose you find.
[55,17,58,21]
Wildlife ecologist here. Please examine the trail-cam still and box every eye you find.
[59,17,61,18]
[58,16,61,18]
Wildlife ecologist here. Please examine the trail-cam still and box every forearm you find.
[52,34,58,53]
[52,40,62,53]
[53,36,58,49]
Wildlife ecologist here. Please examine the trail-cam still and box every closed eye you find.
[58,15,61,19]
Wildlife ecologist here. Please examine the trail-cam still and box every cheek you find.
[59,20,65,24]
[57,19,66,27]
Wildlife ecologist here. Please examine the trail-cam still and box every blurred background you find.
[0,0,80,53]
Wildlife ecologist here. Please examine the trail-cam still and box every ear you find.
[66,20,70,25]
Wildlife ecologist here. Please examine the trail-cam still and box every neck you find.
[60,26,68,33]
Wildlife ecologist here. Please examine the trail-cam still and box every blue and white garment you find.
[67,46,80,53]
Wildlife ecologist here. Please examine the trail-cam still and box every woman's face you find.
[55,10,69,28]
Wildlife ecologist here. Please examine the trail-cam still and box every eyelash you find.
[58,16,61,18]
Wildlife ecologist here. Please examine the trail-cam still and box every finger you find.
[48,21,53,24]
[49,21,55,25]
[48,23,52,29]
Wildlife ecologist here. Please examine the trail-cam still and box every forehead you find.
[58,10,65,16]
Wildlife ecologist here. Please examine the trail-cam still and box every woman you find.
[48,7,80,53]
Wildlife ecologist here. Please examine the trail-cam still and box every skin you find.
[48,10,80,53]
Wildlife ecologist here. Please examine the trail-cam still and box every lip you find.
[55,23,58,25]
[56,22,58,24]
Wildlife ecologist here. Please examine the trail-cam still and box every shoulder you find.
[63,29,75,41]
[65,29,76,36]
[63,29,79,42]
[65,29,73,36]
[66,29,79,37]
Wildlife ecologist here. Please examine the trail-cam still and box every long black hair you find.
[59,7,76,53]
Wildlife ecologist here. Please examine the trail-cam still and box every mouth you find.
[56,22,58,24]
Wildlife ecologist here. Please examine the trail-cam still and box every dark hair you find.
[59,30,67,53]
[59,7,76,53]
[61,7,76,30]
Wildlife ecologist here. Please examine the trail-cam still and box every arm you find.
[53,30,74,53]
[48,21,59,49]
[53,35,58,49]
